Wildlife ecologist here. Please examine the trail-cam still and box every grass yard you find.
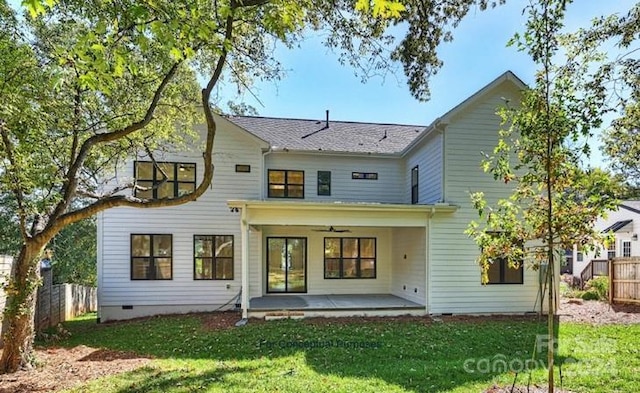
[43,314,640,393]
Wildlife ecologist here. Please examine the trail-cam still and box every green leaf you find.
[372,0,405,18]
[169,47,183,61]
[22,0,47,18]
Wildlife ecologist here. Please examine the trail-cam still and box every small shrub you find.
[36,323,71,343]
[570,289,586,299]
[581,290,600,301]
[560,280,584,299]
[559,281,571,296]
[584,276,609,300]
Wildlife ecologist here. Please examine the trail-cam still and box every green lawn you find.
[52,313,640,393]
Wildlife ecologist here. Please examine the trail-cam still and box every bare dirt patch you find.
[0,346,150,393]
[199,310,249,330]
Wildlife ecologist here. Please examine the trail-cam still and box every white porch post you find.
[241,205,250,319]
[425,210,433,314]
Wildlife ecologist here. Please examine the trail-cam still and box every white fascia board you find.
[267,149,401,159]
[228,199,457,213]
[227,200,457,227]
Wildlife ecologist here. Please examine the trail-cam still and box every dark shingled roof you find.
[621,201,640,215]
[226,115,426,154]
[602,220,633,233]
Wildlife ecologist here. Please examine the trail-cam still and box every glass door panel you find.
[267,237,307,293]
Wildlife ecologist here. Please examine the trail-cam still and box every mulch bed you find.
[0,346,151,393]
[558,298,640,324]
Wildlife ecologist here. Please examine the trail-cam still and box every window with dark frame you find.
[623,240,631,257]
[131,234,172,280]
[324,237,376,279]
[411,165,419,204]
[352,172,378,180]
[576,251,583,262]
[483,232,523,285]
[562,249,574,274]
[317,171,331,196]
[235,164,251,173]
[268,169,304,198]
[607,242,616,259]
[194,235,234,280]
[134,161,196,199]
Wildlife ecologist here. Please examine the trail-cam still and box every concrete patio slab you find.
[249,294,422,311]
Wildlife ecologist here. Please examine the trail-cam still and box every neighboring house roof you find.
[602,220,633,233]
[225,115,425,154]
[621,201,640,215]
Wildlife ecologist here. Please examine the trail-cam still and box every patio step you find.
[264,311,305,321]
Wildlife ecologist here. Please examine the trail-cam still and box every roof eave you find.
[267,149,402,158]
[227,199,459,214]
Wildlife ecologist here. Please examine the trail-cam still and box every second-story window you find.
[352,172,378,180]
[317,171,331,196]
[411,165,419,204]
[623,240,631,257]
[135,161,196,199]
[607,241,616,259]
[268,169,304,198]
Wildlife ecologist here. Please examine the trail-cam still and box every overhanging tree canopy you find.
[0,0,515,373]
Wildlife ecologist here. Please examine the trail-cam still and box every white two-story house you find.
[97,71,544,322]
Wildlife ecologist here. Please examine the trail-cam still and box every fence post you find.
[0,255,14,348]
[608,258,613,304]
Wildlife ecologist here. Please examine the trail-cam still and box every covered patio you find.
[248,294,425,318]
[228,200,458,319]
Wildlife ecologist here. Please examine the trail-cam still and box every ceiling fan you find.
[312,226,351,233]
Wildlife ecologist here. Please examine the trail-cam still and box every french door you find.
[267,237,307,293]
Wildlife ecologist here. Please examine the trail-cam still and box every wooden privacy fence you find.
[609,257,640,305]
[580,259,609,289]
[35,269,97,332]
[1,257,96,347]
[0,256,13,348]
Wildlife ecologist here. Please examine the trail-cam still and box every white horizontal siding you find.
[390,227,426,305]
[430,82,542,314]
[265,153,404,203]
[404,133,443,204]
[99,121,263,309]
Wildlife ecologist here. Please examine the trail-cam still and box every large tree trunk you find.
[0,242,43,373]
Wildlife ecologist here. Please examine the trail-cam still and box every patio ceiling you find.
[227,200,458,227]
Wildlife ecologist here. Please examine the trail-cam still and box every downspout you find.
[439,125,446,203]
[97,212,104,323]
[261,147,273,200]
[241,204,250,319]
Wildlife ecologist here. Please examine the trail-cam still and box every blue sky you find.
[9,0,635,167]
[214,0,636,167]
